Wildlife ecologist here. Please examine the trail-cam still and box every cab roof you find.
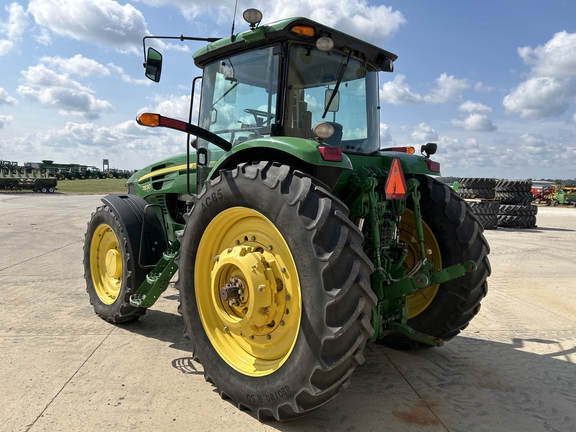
[193,16,398,71]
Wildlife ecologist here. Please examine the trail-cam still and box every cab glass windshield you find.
[198,46,278,147]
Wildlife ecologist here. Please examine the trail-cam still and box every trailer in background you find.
[0,167,57,192]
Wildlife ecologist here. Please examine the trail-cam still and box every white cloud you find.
[0,39,14,55]
[0,2,28,56]
[424,73,469,104]
[474,82,494,93]
[0,114,14,129]
[33,27,51,45]
[0,87,18,105]
[452,113,497,132]
[16,64,114,120]
[504,31,576,120]
[503,76,576,119]
[265,1,406,45]
[429,128,576,178]
[107,63,152,86]
[2,2,27,38]
[518,31,576,78]
[410,123,438,143]
[380,123,393,146]
[459,100,492,114]
[0,119,188,169]
[41,54,111,77]
[139,0,405,46]
[514,131,576,164]
[28,0,148,55]
[433,136,492,173]
[380,74,423,105]
[142,94,192,118]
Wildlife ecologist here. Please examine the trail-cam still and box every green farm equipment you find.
[0,160,57,192]
[83,10,489,421]
[552,187,576,207]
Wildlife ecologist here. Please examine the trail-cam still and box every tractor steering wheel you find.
[244,109,275,127]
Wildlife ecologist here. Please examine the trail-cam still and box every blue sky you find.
[1,0,575,179]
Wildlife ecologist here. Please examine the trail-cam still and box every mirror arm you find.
[142,35,222,63]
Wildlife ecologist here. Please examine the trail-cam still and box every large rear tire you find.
[177,162,375,421]
[383,175,490,349]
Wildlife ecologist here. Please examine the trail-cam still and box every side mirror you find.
[144,47,163,82]
[324,89,340,112]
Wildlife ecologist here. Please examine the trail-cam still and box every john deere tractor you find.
[84,9,489,421]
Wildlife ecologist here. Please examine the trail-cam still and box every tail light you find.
[426,159,441,173]
[318,146,342,162]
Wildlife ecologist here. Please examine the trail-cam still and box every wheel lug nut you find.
[285,295,291,301]
[279,320,285,326]
[223,326,229,333]
[249,335,254,340]
[258,285,264,292]
[214,255,219,262]
[251,236,256,241]
[266,335,271,340]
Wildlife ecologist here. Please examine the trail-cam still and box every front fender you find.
[101,194,168,268]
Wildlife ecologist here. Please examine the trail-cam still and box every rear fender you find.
[207,137,353,189]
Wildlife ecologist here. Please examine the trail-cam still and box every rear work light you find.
[318,146,342,162]
[385,157,407,200]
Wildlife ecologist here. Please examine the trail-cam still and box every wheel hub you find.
[212,245,286,337]
[105,249,122,278]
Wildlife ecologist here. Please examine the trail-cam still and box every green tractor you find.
[84,10,489,421]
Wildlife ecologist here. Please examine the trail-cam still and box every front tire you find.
[383,175,490,349]
[177,162,375,421]
[84,205,146,322]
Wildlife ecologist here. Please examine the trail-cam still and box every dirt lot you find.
[1,193,575,432]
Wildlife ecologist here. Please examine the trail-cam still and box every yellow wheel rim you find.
[90,224,123,305]
[195,207,302,377]
[400,209,442,319]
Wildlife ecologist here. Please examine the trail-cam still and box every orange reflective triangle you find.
[385,157,407,199]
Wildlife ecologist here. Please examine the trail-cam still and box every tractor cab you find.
[142,11,396,189]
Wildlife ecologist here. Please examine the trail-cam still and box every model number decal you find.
[246,385,290,404]
[201,189,223,211]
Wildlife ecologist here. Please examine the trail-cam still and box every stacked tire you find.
[495,180,537,228]
[457,178,496,200]
[466,201,499,229]
[457,178,498,229]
